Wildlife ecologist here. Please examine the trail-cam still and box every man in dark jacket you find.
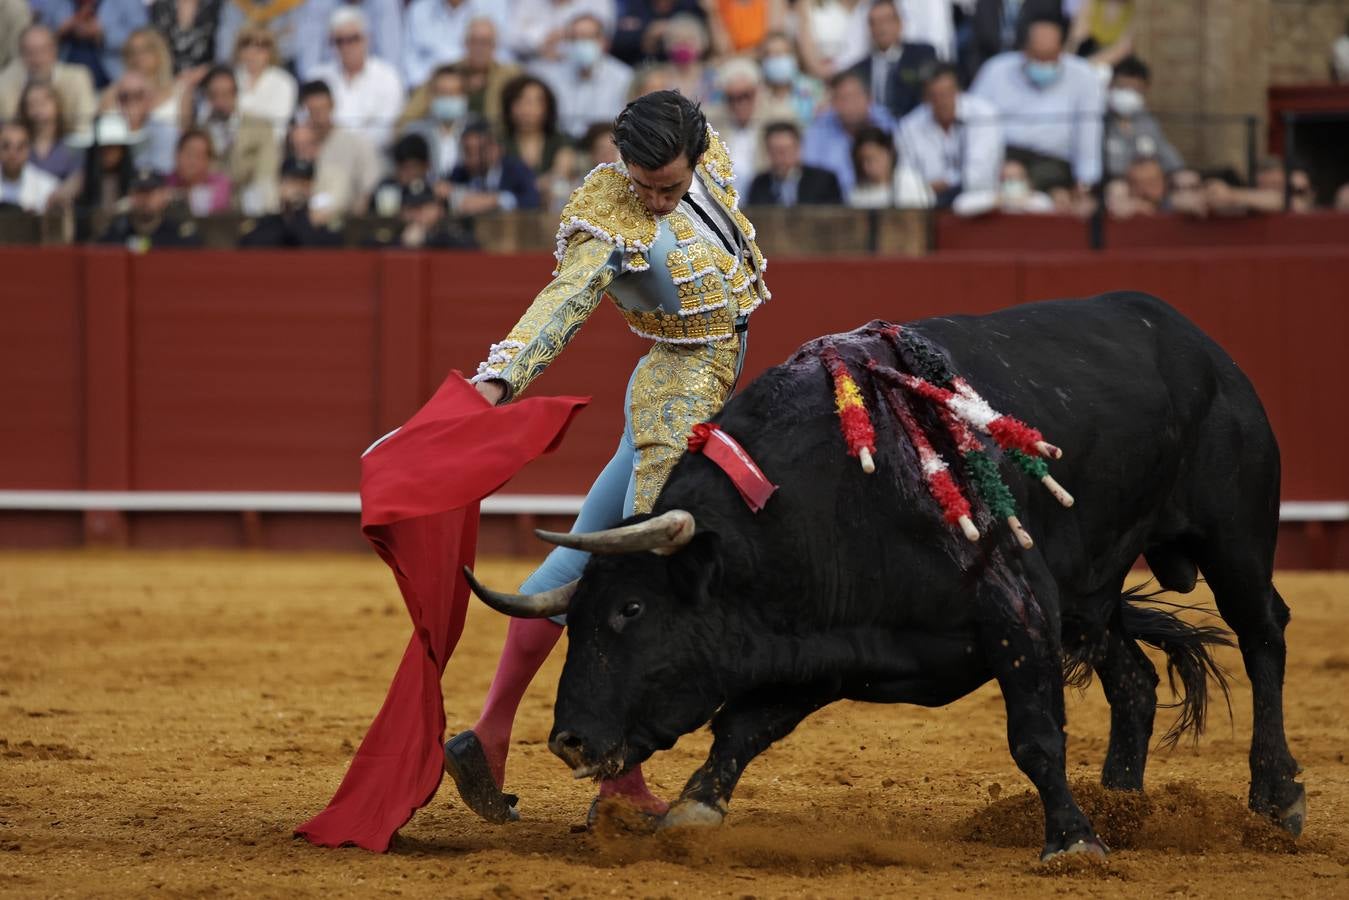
[846,0,938,121]
[97,169,202,250]
[747,121,843,206]
[238,158,345,248]
[363,179,476,249]
[448,120,540,214]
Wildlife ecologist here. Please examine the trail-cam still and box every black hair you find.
[923,61,960,88]
[828,69,867,92]
[392,132,430,164]
[202,64,236,91]
[581,120,614,151]
[850,125,896,182]
[763,120,801,143]
[869,0,899,13]
[461,117,495,142]
[1112,55,1150,84]
[612,90,707,170]
[430,63,463,83]
[1025,12,1067,40]
[298,80,333,103]
[500,74,559,140]
[176,127,212,155]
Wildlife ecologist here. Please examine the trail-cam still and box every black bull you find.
[466,292,1304,860]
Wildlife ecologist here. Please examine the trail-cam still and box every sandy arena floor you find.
[1,552,1347,898]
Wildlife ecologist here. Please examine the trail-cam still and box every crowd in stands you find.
[2,0,1348,250]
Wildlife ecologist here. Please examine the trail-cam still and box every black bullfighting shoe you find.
[443,730,520,824]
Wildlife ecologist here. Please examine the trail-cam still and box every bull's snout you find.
[549,730,587,769]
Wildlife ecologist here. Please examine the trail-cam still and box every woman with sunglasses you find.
[232,23,296,140]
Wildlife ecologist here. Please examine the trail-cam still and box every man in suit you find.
[748,121,843,207]
[846,0,937,122]
[447,119,540,214]
[965,0,1064,84]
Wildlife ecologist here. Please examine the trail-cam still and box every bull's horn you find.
[535,509,696,556]
[462,566,576,618]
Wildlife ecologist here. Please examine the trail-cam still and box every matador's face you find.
[625,155,695,217]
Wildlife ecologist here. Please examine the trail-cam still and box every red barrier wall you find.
[2,244,1346,561]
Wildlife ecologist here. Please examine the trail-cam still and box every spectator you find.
[508,0,617,62]
[797,0,875,79]
[1165,166,1206,217]
[704,56,770,185]
[966,0,1062,83]
[707,0,787,55]
[0,0,27,71]
[846,0,937,120]
[898,0,960,62]
[149,0,223,74]
[581,119,618,166]
[756,30,823,126]
[214,1,305,72]
[660,13,715,100]
[295,0,402,83]
[109,69,179,172]
[846,123,932,207]
[970,14,1104,193]
[32,0,148,87]
[19,81,85,199]
[103,26,186,134]
[1335,17,1349,83]
[746,120,843,205]
[801,69,895,195]
[448,119,541,214]
[0,120,60,211]
[499,74,575,209]
[402,0,504,89]
[195,64,278,214]
[238,156,345,247]
[297,79,381,217]
[369,132,432,215]
[952,157,1056,215]
[231,23,296,140]
[0,23,98,135]
[1065,0,1133,68]
[610,0,705,67]
[1103,154,1164,218]
[310,7,404,150]
[366,178,475,248]
[1104,56,1181,179]
[460,17,521,132]
[1335,180,1349,211]
[897,63,1001,206]
[71,110,136,218]
[403,64,472,180]
[97,166,202,247]
[165,126,231,214]
[531,13,633,140]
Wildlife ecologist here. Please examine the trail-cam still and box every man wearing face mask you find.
[970,13,1103,196]
[1103,55,1181,180]
[405,64,471,180]
[530,13,633,140]
[756,30,822,126]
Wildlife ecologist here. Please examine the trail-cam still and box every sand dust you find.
[1,553,1346,898]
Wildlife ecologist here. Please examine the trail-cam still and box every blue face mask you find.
[1024,60,1062,89]
[430,95,467,123]
[762,54,797,85]
[567,38,602,70]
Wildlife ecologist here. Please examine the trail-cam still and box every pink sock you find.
[598,765,669,815]
[471,616,563,787]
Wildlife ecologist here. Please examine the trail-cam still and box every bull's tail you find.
[1120,584,1234,748]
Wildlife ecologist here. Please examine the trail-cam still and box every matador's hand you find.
[475,380,506,406]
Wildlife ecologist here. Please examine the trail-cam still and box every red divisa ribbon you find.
[687,423,778,512]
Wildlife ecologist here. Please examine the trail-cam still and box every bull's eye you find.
[610,601,643,632]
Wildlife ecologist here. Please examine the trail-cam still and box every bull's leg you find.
[1096,623,1159,791]
[661,683,836,828]
[975,573,1104,861]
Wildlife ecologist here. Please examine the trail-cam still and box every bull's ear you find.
[668,531,722,605]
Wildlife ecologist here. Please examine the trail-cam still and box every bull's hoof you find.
[1040,836,1109,864]
[1275,784,1307,837]
[658,799,726,831]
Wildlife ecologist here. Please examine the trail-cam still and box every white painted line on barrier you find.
[0,492,1342,522]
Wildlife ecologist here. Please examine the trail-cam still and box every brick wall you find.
[1129,0,1347,174]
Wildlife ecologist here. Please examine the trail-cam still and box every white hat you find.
[67,111,143,149]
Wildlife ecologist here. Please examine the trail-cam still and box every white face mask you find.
[1108,87,1145,117]
[1001,177,1030,201]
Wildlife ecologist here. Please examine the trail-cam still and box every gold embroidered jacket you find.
[470,127,770,400]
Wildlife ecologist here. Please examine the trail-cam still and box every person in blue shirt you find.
[801,69,895,197]
[447,118,542,213]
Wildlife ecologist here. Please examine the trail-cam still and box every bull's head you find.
[463,510,728,780]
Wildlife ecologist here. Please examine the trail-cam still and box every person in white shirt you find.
[508,0,616,62]
[0,120,59,212]
[402,0,506,89]
[529,13,632,140]
[310,6,405,150]
[703,56,769,187]
[898,0,969,62]
[230,23,297,142]
[969,13,1104,195]
[897,62,1002,206]
[847,123,933,208]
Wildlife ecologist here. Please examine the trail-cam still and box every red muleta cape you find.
[295,374,587,852]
